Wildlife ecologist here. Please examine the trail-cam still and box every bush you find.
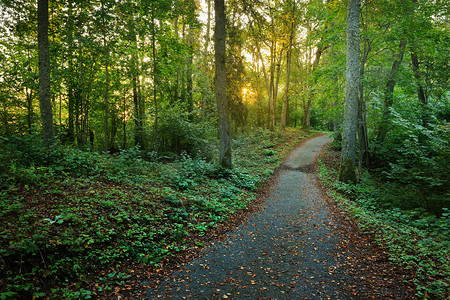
[155,108,215,159]
[373,101,450,213]
[0,133,162,189]
[161,154,215,190]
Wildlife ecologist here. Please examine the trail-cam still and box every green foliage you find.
[162,154,214,190]
[230,168,259,191]
[372,99,450,213]
[262,148,277,156]
[319,158,449,299]
[0,128,313,297]
[156,109,215,159]
[0,133,164,189]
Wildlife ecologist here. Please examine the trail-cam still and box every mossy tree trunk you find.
[339,0,360,183]
[38,0,55,146]
[215,0,232,169]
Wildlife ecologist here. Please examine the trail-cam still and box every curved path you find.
[146,135,351,299]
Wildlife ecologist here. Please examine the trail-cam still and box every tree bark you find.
[272,47,284,130]
[408,0,426,103]
[410,47,429,128]
[131,23,144,148]
[201,0,212,118]
[215,0,232,169]
[103,41,109,152]
[67,77,74,143]
[279,8,295,134]
[302,43,325,129]
[37,0,55,146]
[26,87,33,131]
[122,90,127,149]
[66,1,75,144]
[302,98,312,129]
[186,27,194,118]
[339,0,360,183]
[410,50,427,105]
[254,38,271,130]
[173,16,180,104]
[268,41,275,131]
[376,38,407,144]
[101,1,109,152]
[103,43,109,152]
[358,2,370,170]
[151,4,159,153]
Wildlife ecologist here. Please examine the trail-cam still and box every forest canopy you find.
[0,0,448,205]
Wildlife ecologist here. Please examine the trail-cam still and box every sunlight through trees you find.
[0,0,449,297]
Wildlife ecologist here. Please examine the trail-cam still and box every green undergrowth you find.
[0,128,313,299]
[318,151,449,299]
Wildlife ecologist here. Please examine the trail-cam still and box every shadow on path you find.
[145,135,351,299]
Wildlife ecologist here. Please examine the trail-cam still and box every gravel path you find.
[146,135,352,299]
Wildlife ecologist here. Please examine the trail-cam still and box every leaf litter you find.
[141,135,417,299]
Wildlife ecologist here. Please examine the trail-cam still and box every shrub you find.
[373,101,450,213]
[155,108,215,159]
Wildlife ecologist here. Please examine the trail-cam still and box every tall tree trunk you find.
[410,47,429,128]
[110,113,117,149]
[186,27,194,118]
[26,87,33,131]
[26,49,34,132]
[67,78,74,143]
[131,23,144,148]
[302,28,313,130]
[272,47,284,130]
[122,90,127,149]
[247,17,271,130]
[254,39,271,130]
[173,16,180,104]
[409,0,427,126]
[201,0,212,118]
[330,41,340,132]
[103,36,109,152]
[79,49,88,146]
[132,72,143,146]
[279,14,294,133]
[268,40,275,131]
[302,99,312,129]
[75,48,83,146]
[151,4,159,153]
[376,38,407,144]
[358,2,370,170]
[100,1,110,152]
[215,0,232,169]
[66,0,75,144]
[279,1,296,133]
[339,0,360,183]
[410,50,427,105]
[358,59,370,170]
[302,42,325,129]
[358,91,370,169]
[253,52,264,128]
[37,0,55,146]
[409,0,426,102]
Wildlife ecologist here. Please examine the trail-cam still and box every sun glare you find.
[242,85,257,104]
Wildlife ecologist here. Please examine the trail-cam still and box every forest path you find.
[145,135,355,299]
[144,135,415,299]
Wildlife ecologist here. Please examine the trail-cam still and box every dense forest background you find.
[1,0,448,209]
[0,0,449,298]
